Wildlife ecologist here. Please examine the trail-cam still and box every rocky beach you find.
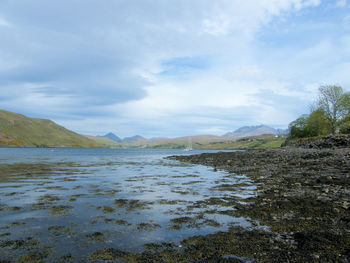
[165,136,350,262]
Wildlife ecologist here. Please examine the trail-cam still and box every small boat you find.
[184,138,193,151]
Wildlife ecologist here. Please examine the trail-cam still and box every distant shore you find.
[166,141,350,261]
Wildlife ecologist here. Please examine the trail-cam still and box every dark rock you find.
[166,146,350,261]
[284,135,350,149]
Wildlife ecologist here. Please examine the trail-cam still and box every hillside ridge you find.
[0,109,99,148]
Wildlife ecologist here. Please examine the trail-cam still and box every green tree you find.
[289,114,310,138]
[339,115,350,134]
[307,109,328,136]
[317,85,350,134]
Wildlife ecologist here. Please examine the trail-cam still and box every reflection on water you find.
[0,148,256,262]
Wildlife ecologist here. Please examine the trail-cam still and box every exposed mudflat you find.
[167,147,350,262]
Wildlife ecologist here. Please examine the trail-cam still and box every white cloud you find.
[344,14,350,30]
[202,15,231,36]
[0,0,347,137]
[0,17,10,26]
[336,0,347,7]
[110,61,315,136]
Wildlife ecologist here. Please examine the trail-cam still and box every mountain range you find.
[98,133,148,143]
[101,125,288,144]
[223,125,288,138]
[99,132,122,142]
[93,125,288,149]
[0,109,288,149]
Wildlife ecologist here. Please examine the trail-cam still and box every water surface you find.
[0,148,256,262]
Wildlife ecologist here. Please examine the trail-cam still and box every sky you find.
[1,0,350,138]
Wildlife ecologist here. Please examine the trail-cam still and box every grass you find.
[0,109,100,148]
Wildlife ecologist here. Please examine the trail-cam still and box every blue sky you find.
[1,0,350,138]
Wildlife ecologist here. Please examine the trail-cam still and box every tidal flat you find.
[169,146,350,262]
[0,148,255,262]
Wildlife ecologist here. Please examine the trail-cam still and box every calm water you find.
[0,148,256,262]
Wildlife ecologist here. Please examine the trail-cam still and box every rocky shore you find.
[283,134,350,149]
[1,142,349,262]
[165,144,350,262]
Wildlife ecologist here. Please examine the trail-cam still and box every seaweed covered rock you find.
[284,134,350,149]
[167,147,350,261]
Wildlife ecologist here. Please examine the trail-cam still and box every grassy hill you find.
[0,110,100,148]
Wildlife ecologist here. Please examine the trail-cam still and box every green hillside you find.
[0,110,100,148]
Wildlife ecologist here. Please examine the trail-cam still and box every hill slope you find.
[0,110,99,147]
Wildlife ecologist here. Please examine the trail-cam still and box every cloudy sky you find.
[1,0,350,138]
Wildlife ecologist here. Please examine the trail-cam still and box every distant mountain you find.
[86,135,122,148]
[123,135,144,142]
[99,132,122,142]
[276,128,289,135]
[0,109,288,149]
[0,109,99,148]
[223,125,288,138]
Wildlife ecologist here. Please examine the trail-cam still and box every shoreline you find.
[165,147,350,262]
[1,147,349,262]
